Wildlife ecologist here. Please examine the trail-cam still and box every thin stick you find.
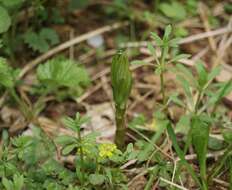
[160,177,189,190]
[19,22,128,78]
[119,26,232,48]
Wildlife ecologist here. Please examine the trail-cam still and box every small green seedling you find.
[111,50,132,149]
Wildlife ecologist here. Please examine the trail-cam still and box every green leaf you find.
[195,61,208,89]
[159,2,186,20]
[55,135,77,145]
[89,174,105,185]
[24,31,49,53]
[163,25,172,42]
[1,0,23,8]
[62,144,77,155]
[40,28,60,46]
[62,117,78,132]
[24,28,59,53]
[169,37,181,47]
[191,116,210,187]
[37,57,90,92]
[207,66,221,82]
[0,58,14,88]
[170,54,191,63]
[0,6,11,34]
[223,130,232,143]
[150,32,163,46]
[2,177,13,190]
[13,174,24,190]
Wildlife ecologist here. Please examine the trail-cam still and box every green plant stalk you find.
[167,123,202,187]
[9,88,32,120]
[159,44,169,106]
[77,127,85,185]
[230,158,232,190]
[115,106,126,150]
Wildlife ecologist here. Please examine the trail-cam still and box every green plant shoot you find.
[111,50,132,149]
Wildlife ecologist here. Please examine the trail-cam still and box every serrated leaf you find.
[24,31,49,53]
[24,28,59,53]
[0,6,11,33]
[37,58,90,91]
[40,28,59,46]
[150,32,163,46]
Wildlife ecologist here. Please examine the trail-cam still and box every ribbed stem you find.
[115,106,126,150]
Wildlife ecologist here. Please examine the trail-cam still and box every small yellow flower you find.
[99,143,117,159]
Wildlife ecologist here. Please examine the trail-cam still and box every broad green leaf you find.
[159,2,186,20]
[191,116,210,186]
[37,58,90,91]
[24,28,59,53]
[89,174,105,185]
[0,6,11,34]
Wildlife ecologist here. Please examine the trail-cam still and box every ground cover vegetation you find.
[0,0,232,189]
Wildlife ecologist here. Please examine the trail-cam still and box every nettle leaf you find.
[24,28,59,53]
[0,6,11,34]
[37,57,90,91]
[0,58,14,88]
[159,1,186,20]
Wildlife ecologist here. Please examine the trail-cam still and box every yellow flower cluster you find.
[99,143,117,159]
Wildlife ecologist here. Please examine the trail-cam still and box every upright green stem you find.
[9,88,32,120]
[115,106,126,150]
[77,128,85,184]
[159,45,169,106]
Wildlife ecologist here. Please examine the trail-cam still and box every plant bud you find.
[111,50,132,109]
